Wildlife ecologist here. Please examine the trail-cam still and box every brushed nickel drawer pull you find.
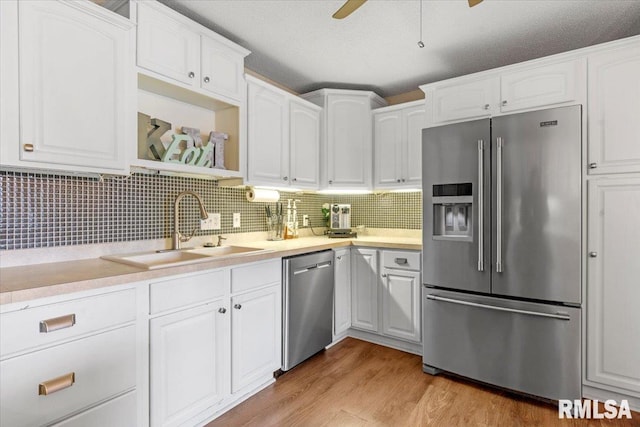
[39,372,75,396]
[394,258,408,265]
[23,143,34,152]
[39,314,76,333]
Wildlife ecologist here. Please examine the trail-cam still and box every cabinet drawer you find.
[1,326,136,427]
[150,269,227,314]
[231,259,281,294]
[381,250,421,271]
[52,391,137,427]
[0,289,136,358]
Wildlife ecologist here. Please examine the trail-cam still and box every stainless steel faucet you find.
[172,191,208,250]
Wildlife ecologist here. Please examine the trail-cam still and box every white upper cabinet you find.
[374,101,425,189]
[289,99,321,189]
[0,0,135,174]
[247,79,289,186]
[302,89,387,190]
[327,95,374,188]
[587,40,640,175]
[136,1,248,104]
[200,36,245,101]
[246,77,321,189]
[500,59,585,113]
[374,110,403,187]
[137,1,199,87]
[428,77,499,125]
[422,57,586,127]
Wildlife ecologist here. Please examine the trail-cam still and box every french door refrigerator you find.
[421,105,582,401]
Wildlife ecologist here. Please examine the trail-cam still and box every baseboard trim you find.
[347,328,422,355]
[582,385,640,412]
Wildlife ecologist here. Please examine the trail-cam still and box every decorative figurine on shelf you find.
[209,131,228,169]
[138,113,171,161]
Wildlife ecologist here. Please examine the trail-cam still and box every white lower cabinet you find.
[231,284,281,393]
[586,178,640,395]
[333,248,352,338]
[148,259,282,426]
[350,248,379,332]
[0,287,138,427]
[51,391,137,427]
[350,248,422,345]
[150,301,228,427]
[381,268,421,343]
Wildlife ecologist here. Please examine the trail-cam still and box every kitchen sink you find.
[101,245,269,270]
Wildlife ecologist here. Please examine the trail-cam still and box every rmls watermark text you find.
[559,399,632,419]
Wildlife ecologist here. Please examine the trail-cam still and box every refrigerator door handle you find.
[477,139,484,272]
[425,294,571,321]
[496,136,503,273]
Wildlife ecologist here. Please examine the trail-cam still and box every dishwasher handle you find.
[293,261,332,275]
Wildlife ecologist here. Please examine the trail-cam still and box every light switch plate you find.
[233,212,241,228]
[303,215,309,227]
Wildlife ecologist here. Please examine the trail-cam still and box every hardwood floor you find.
[208,338,639,427]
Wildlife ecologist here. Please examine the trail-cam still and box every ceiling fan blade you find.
[332,0,367,19]
[468,0,484,7]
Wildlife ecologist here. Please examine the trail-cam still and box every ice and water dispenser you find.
[432,183,473,242]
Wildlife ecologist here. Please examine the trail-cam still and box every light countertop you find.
[0,235,421,305]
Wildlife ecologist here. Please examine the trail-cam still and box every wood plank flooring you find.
[208,338,639,427]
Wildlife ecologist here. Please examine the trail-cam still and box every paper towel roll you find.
[246,188,280,203]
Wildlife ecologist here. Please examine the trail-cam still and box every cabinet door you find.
[231,285,281,393]
[137,2,199,86]
[247,82,289,186]
[333,249,352,337]
[350,248,378,332]
[150,302,229,427]
[588,43,640,175]
[403,105,426,186]
[326,95,373,188]
[586,178,640,394]
[431,77,499,124]
[500,59,584,113]
[374,111,403,187]
[200,35,244,102]
[289,99,320,189]
[381,268,421,343]
[18,1,133,171]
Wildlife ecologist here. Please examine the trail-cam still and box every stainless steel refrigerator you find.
[421,105,582,401]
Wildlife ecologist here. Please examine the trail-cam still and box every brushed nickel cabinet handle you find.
[234,304,242,309]
[204,76,210,83]
[23,143,34,152]
[394,257,408,265]
[40,314,76,333]
[188,71,195,78]
[39,372,75,396]
[501,100,508,106]
[218,307,227,314]
[589,162,597,169]
[484,104,490,110]
[589,252,598,258]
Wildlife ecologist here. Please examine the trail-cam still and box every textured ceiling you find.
[162,0,640,97]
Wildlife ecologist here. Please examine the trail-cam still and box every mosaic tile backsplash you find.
[0,171,421,250]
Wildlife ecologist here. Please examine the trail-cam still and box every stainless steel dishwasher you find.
[282,250,334,371]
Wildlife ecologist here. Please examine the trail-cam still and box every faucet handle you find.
[217,235,227,247]
[180,226,199,243]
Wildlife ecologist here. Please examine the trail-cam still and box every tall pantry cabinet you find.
[584,38,640,404]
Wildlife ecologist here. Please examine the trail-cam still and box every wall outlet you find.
[303,215,309,227]
[233,212,241,228]
[200,213,221,230]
